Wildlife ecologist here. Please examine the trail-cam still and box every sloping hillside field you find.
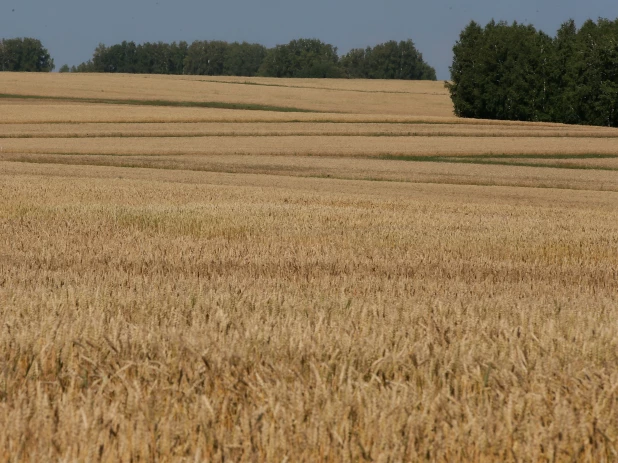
[1,73,618,461]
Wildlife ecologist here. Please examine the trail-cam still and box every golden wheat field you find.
[1,73,618,462]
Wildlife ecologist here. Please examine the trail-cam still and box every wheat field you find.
[1,73,618,462]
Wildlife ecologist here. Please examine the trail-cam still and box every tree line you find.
[448,18,618,127]
[0,38,54,72]
[63,38,436,80]
[4,18,618,127]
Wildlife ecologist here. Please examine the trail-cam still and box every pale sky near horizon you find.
[2,0,618,80]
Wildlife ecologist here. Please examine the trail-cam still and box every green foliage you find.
[59,64,70,73]
[83,41,188,74]
[339,48,367,78]
[446,21,485,118]
[341,40,436,80]
[223,42,267,76]
[181,41,266,76]
[184,41,227,75]
[259,39,342,78]
[563,19,618,127]
[136,41,188,74]
[448,21,554,121]
[0,38,54,72]
[448,18,618,127]
[71,61,95,73]
[75,37,435,81]
[92,41,137,73]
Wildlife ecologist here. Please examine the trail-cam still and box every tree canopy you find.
[448,19,618,127]
[72,38,436,81]
[258,39,342,78]
[82,41,188,74]
[0,38,54,72]
[341,40,436,80]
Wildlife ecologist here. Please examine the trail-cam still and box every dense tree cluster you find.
[259,39,342,78]
[0,38,54,72]
[448,19,618,127]
[70,41,190,75]
[71,38,436,81]
[341,40,436,80]
[185,41,267,76]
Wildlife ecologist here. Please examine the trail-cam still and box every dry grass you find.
[2,74,618,462]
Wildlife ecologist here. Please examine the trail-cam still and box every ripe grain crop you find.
[0,102,506,125]
[1,162,618,462]
[2,99,596,128]
[2,134,618,158]
[0,73,453,116]
[4,154,618,191]
[479,156,618,170]
[2,74,618,462]
[193,75,448,93]
[2,122,618,139]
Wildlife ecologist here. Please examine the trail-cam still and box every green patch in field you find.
[200,79,420,95]
[0,93,320,113]
[457,153,618,160]
[378,154,618,171]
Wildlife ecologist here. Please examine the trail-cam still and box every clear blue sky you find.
[2,0,618,79]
